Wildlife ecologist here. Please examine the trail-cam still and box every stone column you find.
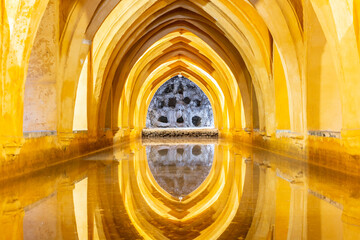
[0,0,49,159]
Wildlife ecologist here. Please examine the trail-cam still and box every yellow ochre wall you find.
[305,2,342,132]
[273,44,290,131]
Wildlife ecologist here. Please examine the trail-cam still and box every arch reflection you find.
[1,141,358,239]
[146,144,214,199]
[111,141,256,239]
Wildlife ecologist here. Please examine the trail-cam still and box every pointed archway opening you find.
[146,75,214,129]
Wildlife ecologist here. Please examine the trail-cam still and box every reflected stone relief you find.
[146,76,214,128]
[146,144,214,198]
[1,140,360,240]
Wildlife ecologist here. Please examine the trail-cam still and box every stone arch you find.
[109,33,242,135]
[132,64,227,132]
[90,0,275,135]
[250,0,304,134]
[94,21,251,133]
[98,25,251,134]
[310,0,360,151]
[0,0,49,146]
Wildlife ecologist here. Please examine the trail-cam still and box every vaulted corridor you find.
[1,0,360,239]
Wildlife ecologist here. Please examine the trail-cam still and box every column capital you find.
[0,136,25,157]
[57,178,75,192]
[1,198,24,216]
[341,129,360,155]
[57,131,75,146]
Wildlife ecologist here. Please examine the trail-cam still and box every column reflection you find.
[0,140,358,239]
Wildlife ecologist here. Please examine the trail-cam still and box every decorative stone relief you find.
[146,76,214,128]
[308,130,341,138]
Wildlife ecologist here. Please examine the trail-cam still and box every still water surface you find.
[1,139,359,239]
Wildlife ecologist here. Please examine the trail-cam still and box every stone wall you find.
[24,0,58,131]
[146,76,214,128]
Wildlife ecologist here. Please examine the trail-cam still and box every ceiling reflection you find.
[117,140,251,240]
[146,144,214,199]
[1,140,360,239]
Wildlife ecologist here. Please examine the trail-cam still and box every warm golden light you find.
[1,0,360,239]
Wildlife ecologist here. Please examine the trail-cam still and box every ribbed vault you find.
[48,0,359,142]
[2,0,360,153]
[58,0,278,137]
[2,0,360,238]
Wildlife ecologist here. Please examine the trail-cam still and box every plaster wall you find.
[73,57,88,131]
[273,44,291,130]
[23,195,58,240]
[306,3,342,132]
[23,0,58,132]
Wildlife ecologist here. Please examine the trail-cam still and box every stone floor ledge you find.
[142,128,219,138]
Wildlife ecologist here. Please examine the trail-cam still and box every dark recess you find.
[192,116,201,126]
[168,97,177,108]
[183,97,191,104]
[177,148,184,155]
[158,149,169,156]
[192,145,202,156]
[194,99,201,107]
[158,101,165,109]
[158,116,168,123]
[177,116,184,123]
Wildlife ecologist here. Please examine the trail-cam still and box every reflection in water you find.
[146,144,214,198]
[0,140,360,239]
